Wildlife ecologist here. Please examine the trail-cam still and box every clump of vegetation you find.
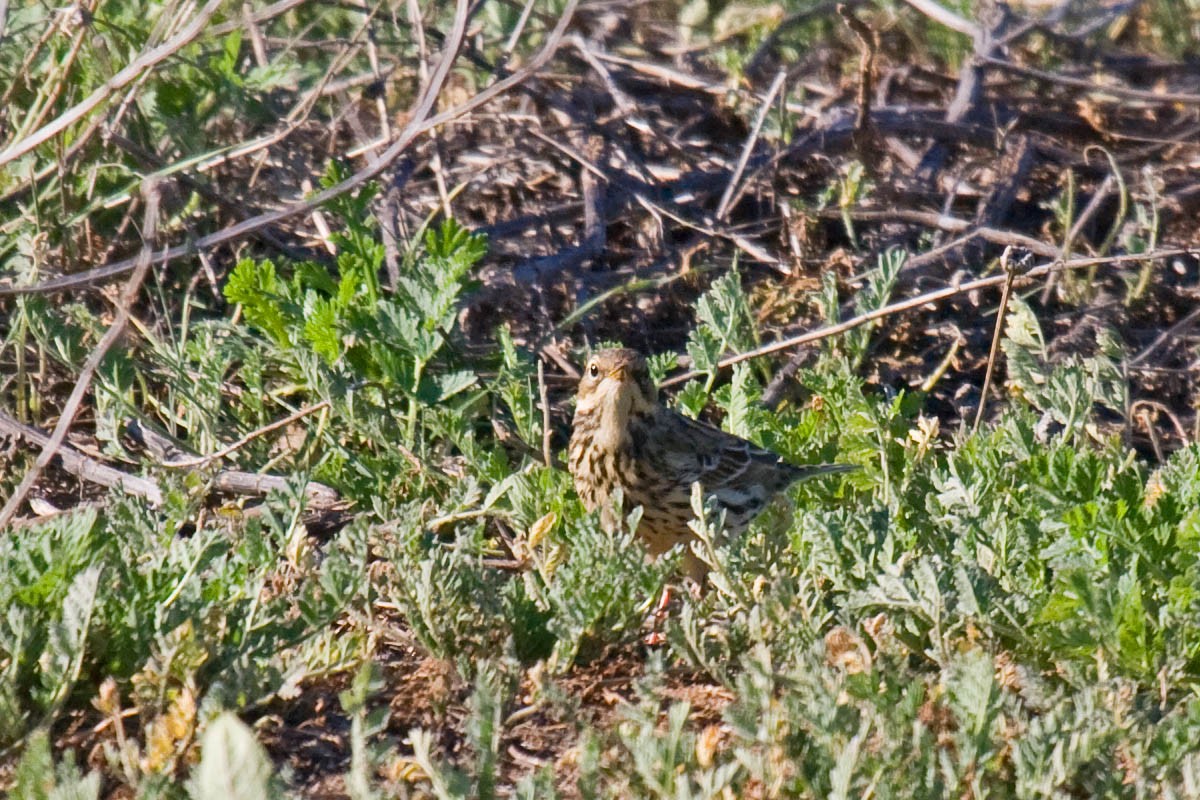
[3,0,1200,797]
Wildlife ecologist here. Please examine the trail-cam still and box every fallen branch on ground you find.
[0,411,164,508]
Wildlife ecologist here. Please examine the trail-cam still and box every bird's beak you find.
[608,365,628,383]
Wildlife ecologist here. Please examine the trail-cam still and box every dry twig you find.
[899,0,979,38]
[660,248,1194,388]
[1130,305,1200,366]
[538,359,553,469]
[973,247,1016,432]
[0,411,163,507]
[125,421,344,508]
[837,5,877,158]
[716,70,787,222]
[837,208,1061,259]
[155,401,332,470]
[983,56,1200,106]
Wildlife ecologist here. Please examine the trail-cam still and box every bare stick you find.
[211,471,341,507]
[13,5,89,142]
[659,248,1194,388]
[538,359,553,469]
[1041,173,1116,303]
[836,208,1062,259]
[1130,304,1200,365]
[405,0,451,218]
[1131,400,1190,447]
[900,0,979,38]
[580,133,607,255]
[0,411,163,507]
[515,127,777,282]
[0,181,161,528]
[124,420,345,508]
[504,0,540,53]
[208,0,307,36]
[838,4,877,152]
[982,55,1200,106]
[242,2,269,67]
[1139,407,1165,462]
[973,247,1016,432]
[158,401,332,470]
[920,332,964,393]
[588,50,724,94]
[571,35,635,112]
[716,69,786,221]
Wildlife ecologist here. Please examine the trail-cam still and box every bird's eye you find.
[588,363,599,377]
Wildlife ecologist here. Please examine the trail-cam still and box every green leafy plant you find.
[408,661,515,800]
[527,503,674,670]
[1002,296,1126,437]
[680,267,759,416]
[187,713,282,800]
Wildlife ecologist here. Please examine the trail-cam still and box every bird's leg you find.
[654,585,673,615]
[643,586,673,646]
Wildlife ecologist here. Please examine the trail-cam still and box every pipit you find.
[568,348,853,569]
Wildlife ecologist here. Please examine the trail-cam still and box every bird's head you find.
[575,348,658,426]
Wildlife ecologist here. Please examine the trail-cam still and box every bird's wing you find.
[640,410,855,494]
[629,408,855,532]
[652,412,770,485]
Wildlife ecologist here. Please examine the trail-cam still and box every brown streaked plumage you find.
[568,348,853,568]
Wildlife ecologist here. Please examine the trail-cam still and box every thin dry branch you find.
[571,35,635,113]
[899,0,979,38]
[716,69,786,221]
[125,420,345,508]
[504,0,540,53]
[0,411,164,507]
[1132,400,1190,450]
[208,0,308,36]
[838,4,878,155]
[538,359,553,469]
[983,56,1200,106]
[973,247,1016,431]
[916,4,1016,183]
[1130,304,1200,366]
[156,401,332,470]
[837,208,1062,259]
[659,248,1194,388]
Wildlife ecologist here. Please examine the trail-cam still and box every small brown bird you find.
[568,348,853,569]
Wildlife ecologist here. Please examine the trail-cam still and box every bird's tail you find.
[788,462,859,481]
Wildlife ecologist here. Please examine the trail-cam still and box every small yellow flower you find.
[1144,472,1166,509]
[908,415,940,457]
[527,512,557,548]
[695,724,724,768]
